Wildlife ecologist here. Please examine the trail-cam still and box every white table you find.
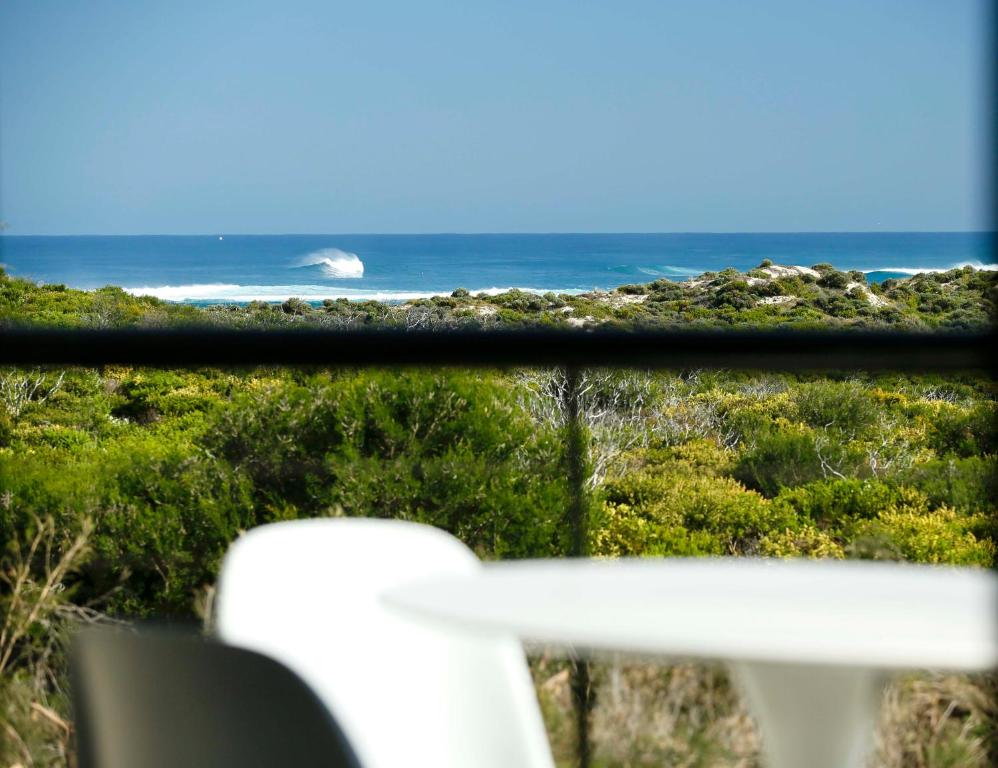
[383,558,998,768]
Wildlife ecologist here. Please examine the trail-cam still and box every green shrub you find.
[34,426,91,450]
[709,281,754,310]
[489,290,546,313]
[542,292,565,307]
[733,426,825,496]
[281,297,311,315]
[0,410,13,447]
[600,468,795,554]
[111,371,219,423]
[924,401,998,457]
[593,503,725,557]
[817,271,850,289]
[616,284,647,295]
[897,456,997,513]
[758,525,845,559]
[851,509,995,566]
[772,479,927,528]
[792,380,879,436]
[88,435,256,614]
[679,475,794,545]
[207,371,569,559]
[0,432,254,615]
[646,439,735,477]
[646,280,684,302]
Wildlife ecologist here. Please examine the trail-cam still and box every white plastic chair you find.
[214,518,555,768]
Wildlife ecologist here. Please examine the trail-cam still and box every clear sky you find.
[0,0,990,234]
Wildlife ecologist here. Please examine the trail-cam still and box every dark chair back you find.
[72,628,362,768]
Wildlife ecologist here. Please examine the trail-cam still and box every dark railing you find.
[2,326,994,767]
[1,327,992,371]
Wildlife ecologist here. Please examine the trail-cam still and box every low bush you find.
[851,509,995,566]
[817,270,850,289]
[281,297,311,315]
[895,456,997,513]
[923,401,998,457]
[792,380,880,437]
[207,370,569,559]
[600,465,796,555]
[732,425,825,496]
[758,525,845,559]
[771,479,927,528]
[593,503,725,556]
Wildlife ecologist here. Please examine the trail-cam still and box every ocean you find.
[1,232,994,304]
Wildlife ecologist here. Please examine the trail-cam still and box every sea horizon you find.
[2,229,994,237]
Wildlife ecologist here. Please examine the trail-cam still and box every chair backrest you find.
[215,519,554,768]
[72,628,361,768]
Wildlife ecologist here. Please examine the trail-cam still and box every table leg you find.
[730,661,886,768]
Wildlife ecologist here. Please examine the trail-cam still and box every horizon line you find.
[1,229,994,238]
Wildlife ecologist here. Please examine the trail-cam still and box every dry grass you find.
[874,673,997,768]
[0,516,100,768]
[533,656,997,768]
[1,518,91,678]
[534,654,760,768]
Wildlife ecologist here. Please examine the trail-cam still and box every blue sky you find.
[0,0,990,234]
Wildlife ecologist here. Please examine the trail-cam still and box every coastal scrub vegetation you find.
[1,264,996,766]
[3,262,996,330]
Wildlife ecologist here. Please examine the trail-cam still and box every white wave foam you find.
[121,284,587,303]
[292,248,365,278]
[863,261,998,275]
[636,266,702,277]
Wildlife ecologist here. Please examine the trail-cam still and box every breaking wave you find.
[607,264,702,278]
[634,265,702,278]
[862,261,997,276]
[292,248,365,278]
[121,284,586,303]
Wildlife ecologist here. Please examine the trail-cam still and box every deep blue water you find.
[1,232,994,303]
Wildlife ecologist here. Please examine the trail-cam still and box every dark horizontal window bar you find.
[0,328,993,372]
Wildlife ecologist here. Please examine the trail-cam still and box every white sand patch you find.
[867,293,890,308]
[566,315,596,328]
[610,293,648,307]
[557,306,574,314]
[757,295,798,306]
[846,282,891,308]
[745,277,766,286]
[761,265,821,279]
[475,305,498,317]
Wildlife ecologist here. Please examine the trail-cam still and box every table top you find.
[383,557,998,671]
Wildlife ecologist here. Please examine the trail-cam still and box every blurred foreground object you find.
[71,629,361,768]
[385,558,998,768]
[215,519,554,768]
